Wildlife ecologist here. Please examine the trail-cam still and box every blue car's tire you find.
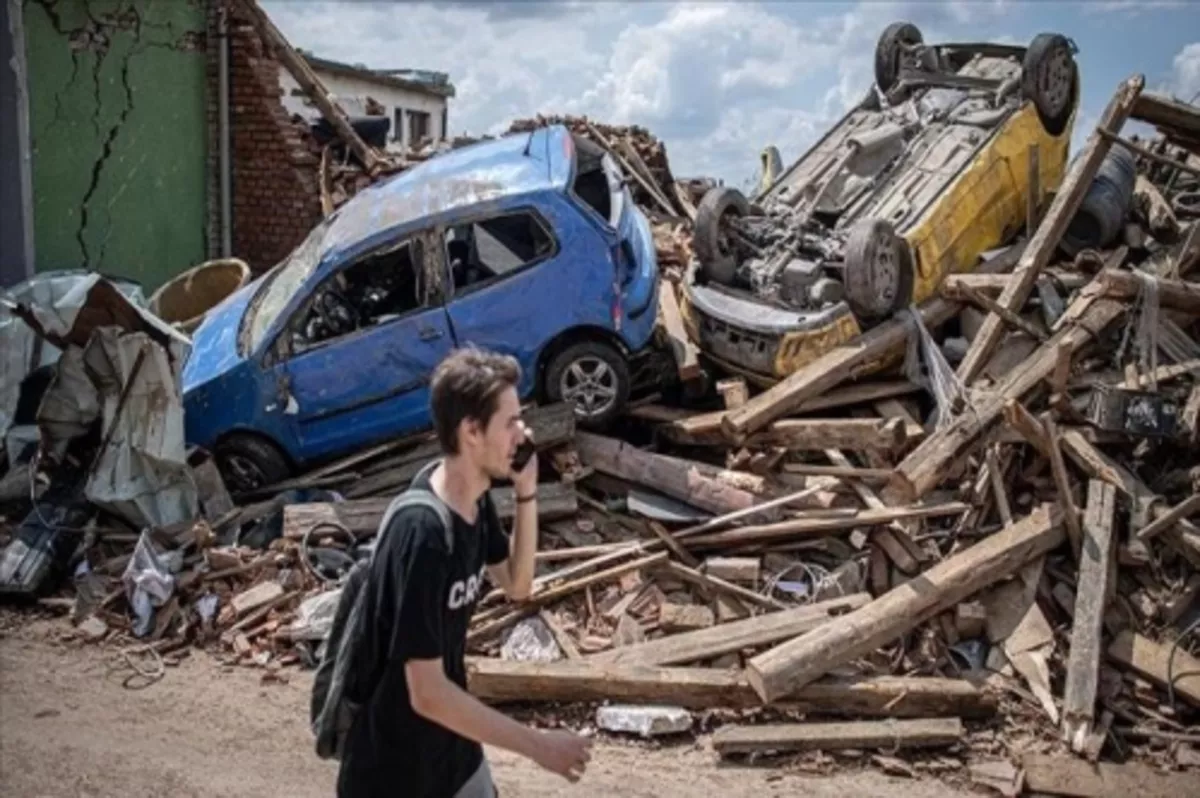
[544,341,630,428]
[215,433,292,494]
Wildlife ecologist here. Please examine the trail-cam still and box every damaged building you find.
[0,0,455,290]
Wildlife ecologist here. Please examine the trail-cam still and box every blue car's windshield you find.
[243,218,334,354]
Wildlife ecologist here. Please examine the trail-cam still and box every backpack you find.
[310,460,453,761]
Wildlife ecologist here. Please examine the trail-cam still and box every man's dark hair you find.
[429,346,522,454]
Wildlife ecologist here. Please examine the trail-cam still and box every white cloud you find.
[1089,0,1184,15]
[1170,42,1200,103]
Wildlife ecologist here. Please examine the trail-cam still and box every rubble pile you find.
[6,58,1200,794]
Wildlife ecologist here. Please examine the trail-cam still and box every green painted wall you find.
[24,0,209,291]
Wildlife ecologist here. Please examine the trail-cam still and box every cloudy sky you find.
[262,0,1200,187]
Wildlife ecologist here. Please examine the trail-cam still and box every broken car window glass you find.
[245,217,335,354]
[293,237,427,349]
[445,211,554,291]
[571,135,626,229]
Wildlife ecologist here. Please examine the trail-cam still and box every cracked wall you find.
[24,0,208,290]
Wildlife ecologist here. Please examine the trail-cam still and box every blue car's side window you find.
[445,209,557,297]
[287,234,435,356]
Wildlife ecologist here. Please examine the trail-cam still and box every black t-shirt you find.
[337,467,510,798]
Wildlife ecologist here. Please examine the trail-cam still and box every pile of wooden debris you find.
[10,73,1200,796]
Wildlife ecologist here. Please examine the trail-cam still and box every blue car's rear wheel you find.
[544,341,630,428]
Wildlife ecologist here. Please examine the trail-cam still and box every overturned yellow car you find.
[680,23,1080,384]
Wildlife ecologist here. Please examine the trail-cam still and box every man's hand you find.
[530,729,592,782]
[511,424,538,497]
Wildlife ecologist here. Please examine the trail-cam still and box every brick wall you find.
[218,0,322,274]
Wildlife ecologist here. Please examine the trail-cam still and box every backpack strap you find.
[374,460,454,556]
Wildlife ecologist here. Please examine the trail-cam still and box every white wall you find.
[279,67,448,152]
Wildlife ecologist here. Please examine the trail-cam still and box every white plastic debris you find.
[289,589,343,641]
[595,705,693,738]
[121,530,176,638]
[500,616,562,663]
[196,593,220,623]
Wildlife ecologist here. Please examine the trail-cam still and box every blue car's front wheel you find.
[214,433,292,495]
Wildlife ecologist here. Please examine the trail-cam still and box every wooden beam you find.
[1134,493,1200,542]
[745,503,1064,702]
[667,381,922,444]
[233,0,381,172]
[1027,142,1040,236]
[1099,128,1200,180]
[954,279,1048,342]
[588,594,870,667]
[657,281,703,383]
[1132,91,1200,141]
[940,271,1089,298]
[885,292,1126,504]
[682,502,969,551]
[955,75,1144,384]
[746,417,906,452]
[575,432,765,517]
[712,717,963,756]
[1062,480,1117,753]
[662,561,785,610]
[780,463,893,482]
[522,402,577,449]
[1107,630,1200,708]
[1098,269,1200,315]
[1060,431,1200,569]
[466,658,997,717]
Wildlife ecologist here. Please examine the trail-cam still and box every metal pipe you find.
[218,2,232,257]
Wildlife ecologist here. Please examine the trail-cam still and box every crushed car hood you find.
[181,276,261,392]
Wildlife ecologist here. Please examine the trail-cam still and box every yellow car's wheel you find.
[843,218,914,325]
[1022,33,1078,136]
[874,21,923,94]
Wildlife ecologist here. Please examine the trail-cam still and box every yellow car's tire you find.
[874,22,923,94]
[694,186,750,286]
[843,218,914,326]
[1022,33,1078,137]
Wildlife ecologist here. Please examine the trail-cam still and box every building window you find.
[393,108,404,142]
[408,110,431,147]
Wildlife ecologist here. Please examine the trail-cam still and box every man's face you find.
[462,386,524,479]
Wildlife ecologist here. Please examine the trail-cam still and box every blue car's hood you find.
[182,277,261,392]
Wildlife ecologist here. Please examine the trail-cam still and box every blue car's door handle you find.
[419,326,444,341]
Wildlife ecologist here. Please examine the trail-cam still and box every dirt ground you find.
[0,617,974,798]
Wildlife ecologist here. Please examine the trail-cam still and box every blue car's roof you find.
[321,124,573,263]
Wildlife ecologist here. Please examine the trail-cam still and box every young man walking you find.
[337,346,592,797]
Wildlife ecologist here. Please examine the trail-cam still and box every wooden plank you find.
[712,717,963,756]
[702,556,761,585]
[746,418,906,453]
[233,0,380,172]
[1107,630,1200,708]
[1062,480,1117,752]
[955,75,1144,384]
[230,581,283,616]
[746,503,1064,702]
[682,503,969,551]
[1022,753,1200,798]
[874,398,924,441]
[466,658,997,717]
[716,378,749,409]
[1132,91,1200,141]
[589,594,870,667]
[1027,142,1040,236]
[885,291,1126,503]
[657,281,703,382]
[575,432,764,517]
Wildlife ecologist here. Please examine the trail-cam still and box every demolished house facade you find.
[4,4,1200,794]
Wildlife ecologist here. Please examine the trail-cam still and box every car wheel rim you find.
[1039,48,1072,116]
[224,454,266,493]
[870,236,900,314]
[560,357,618,417]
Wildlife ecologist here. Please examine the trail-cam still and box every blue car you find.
[181,125,661,491]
